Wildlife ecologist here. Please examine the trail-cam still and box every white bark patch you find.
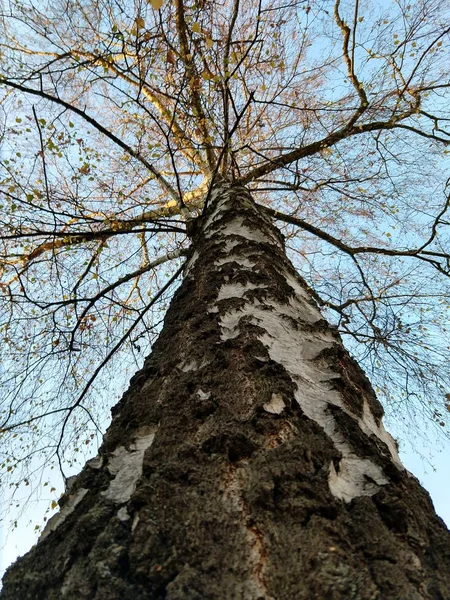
[205,186,400,501]
[328,457,388,502]
[203,186,256,230]
[283,269,318,305]
[408,553,422,570]
[216,281,262,301]
[101,427,158,504]
[132,514,140,532]
[197,389,211,400]
[117,506,130,521]
[202,192,281,246]
[180,359,198,372]
[218,307,249,339]
[222,237,247,253]
[216,276,402,501]
[219,301,329,342]
[263,393,285,415]
[359,401,401,465]
[202,195,230,230]
[179,357,210,372]
[39,488,88,542]
[86,455,103,469]
[206,217,282,249]
[184,250,199,276]
[202,185,253,232]
[215,255,256,268]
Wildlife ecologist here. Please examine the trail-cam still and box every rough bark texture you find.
[2,183,450,599]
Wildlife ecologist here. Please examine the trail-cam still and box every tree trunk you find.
[2,182,450,600]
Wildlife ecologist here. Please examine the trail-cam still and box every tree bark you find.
[2,182,450,599]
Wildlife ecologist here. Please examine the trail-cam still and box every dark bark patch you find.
[327,404,393,468]
[202,432,257,462]
[317,345,384,421]
[191,396,217,419]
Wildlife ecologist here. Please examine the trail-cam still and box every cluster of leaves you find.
[1,0,450,531]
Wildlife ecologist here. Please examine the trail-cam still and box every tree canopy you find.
[1,0,450,532]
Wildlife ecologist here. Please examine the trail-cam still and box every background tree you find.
[1,0,450,571]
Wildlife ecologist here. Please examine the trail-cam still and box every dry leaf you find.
[167,50,175,65]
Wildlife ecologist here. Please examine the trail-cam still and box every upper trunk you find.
[2,182,450,599]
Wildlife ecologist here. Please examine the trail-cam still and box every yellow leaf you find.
[150,0,164,8]
[192,22,201,33]
[135,16,145,29]
[206,38,213,49]
[51,500,58,509]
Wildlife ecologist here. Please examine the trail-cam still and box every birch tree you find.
[1,0,450,596]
